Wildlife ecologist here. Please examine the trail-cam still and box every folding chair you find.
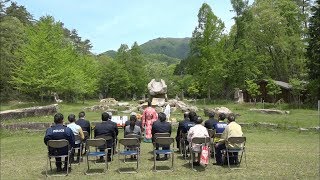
[90,121,101,138]
[85,138,108,175]
[72,135,82,165]
[95,135,115,162]
[153,137,175,172]
[224,137,247,169]
[189,137,211,171]
[118,138,140,173]
[208,129,215,158]
[46,140,72,177]
[82,131,89,156]
[179,132,188,160]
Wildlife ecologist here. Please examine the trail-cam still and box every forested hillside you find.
[1,0,319,106]
[140,37,190,59]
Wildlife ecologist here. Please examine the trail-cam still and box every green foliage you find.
[140,37,190,59]
[245,80,261,102]
[97,55,130,99]
[266,79,282,103]
[12,16,97,102]
[306,0,320,102]
[289,78,306,105]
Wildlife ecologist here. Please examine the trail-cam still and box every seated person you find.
[187,116,209,166]
[204,112,217,129]
[124,115,142,137]
[152,112,172,160]
[94,112,118,161]
[214,114,243,166]
[44,113,75,172]
[125,112,142,129]
[67,114,84,163]
[213,113,228,143]
[181,111,197,134]
[175,111,189,151]
[124,115,142,159]
[75,111,91,137]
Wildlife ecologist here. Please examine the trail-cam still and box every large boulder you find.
[148,79,167,96]
[0,104,58,121]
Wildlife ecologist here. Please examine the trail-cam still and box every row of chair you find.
[46,132,246,176]
[179,129,247,170]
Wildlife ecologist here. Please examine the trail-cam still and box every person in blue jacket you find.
[44,113,75,172]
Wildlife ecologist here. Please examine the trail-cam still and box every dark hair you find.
[79,111,85,118]
[54,113,64,124]
[195,116,203,124]
[158,112,166,122]
[184,111,189,118]
[208,112,215,118]
[147,101,152,107]
[129,115,137,130]
[228,114,236,122]
[101,112,110,121]
[219,113,226,120]
[68,114,76,123]
[189,111,197,122]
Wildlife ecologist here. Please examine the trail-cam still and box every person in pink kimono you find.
[142,101,158,142]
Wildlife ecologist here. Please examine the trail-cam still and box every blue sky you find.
[14,0,239,54]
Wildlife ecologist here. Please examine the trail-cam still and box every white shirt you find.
[187,124,209,151]
[67,122,82,144]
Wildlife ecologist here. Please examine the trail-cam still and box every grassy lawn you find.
[0,129,319,179]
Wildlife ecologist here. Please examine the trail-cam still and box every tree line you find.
[0,0,319,106]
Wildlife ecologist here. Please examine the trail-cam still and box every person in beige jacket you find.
[214,114,243,165]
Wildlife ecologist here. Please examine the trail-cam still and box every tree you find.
[289,78,305,106]
[97,55,130,99]
[12,16,97,102]
[306,0,320,102]
[187,3,226,99]
[245,80,261,104]
[0,16,25,101]
[266,79,282,104]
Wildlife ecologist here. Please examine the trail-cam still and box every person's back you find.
[182,111,197,133]
[67,114,84,144]
[152,112,172,160]
[204,112,218,129]
[125,115,142,137]
[176,112,190,149]
[213,113,227,142]
[75,111,91,137]
[44,113,75,172]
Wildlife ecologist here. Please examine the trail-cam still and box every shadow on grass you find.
[181,162,207,172]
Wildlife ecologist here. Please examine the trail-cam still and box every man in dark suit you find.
[94,112,118,161]
[152,112,172,160]
[44,113,75,172]
[204,112,218,129]
[176,111,189,150]
[75,111,91,137]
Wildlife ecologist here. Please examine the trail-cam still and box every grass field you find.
[0,100,319,179]
[0,129,319,179]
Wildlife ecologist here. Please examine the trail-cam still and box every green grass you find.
[0,129,319,179]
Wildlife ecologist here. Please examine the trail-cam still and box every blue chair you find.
[153,137,175,172]
[117,138,140,173]
[85,138,108,175]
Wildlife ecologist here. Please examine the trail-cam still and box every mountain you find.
[99,50,117,58]
[140,37,190,59]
